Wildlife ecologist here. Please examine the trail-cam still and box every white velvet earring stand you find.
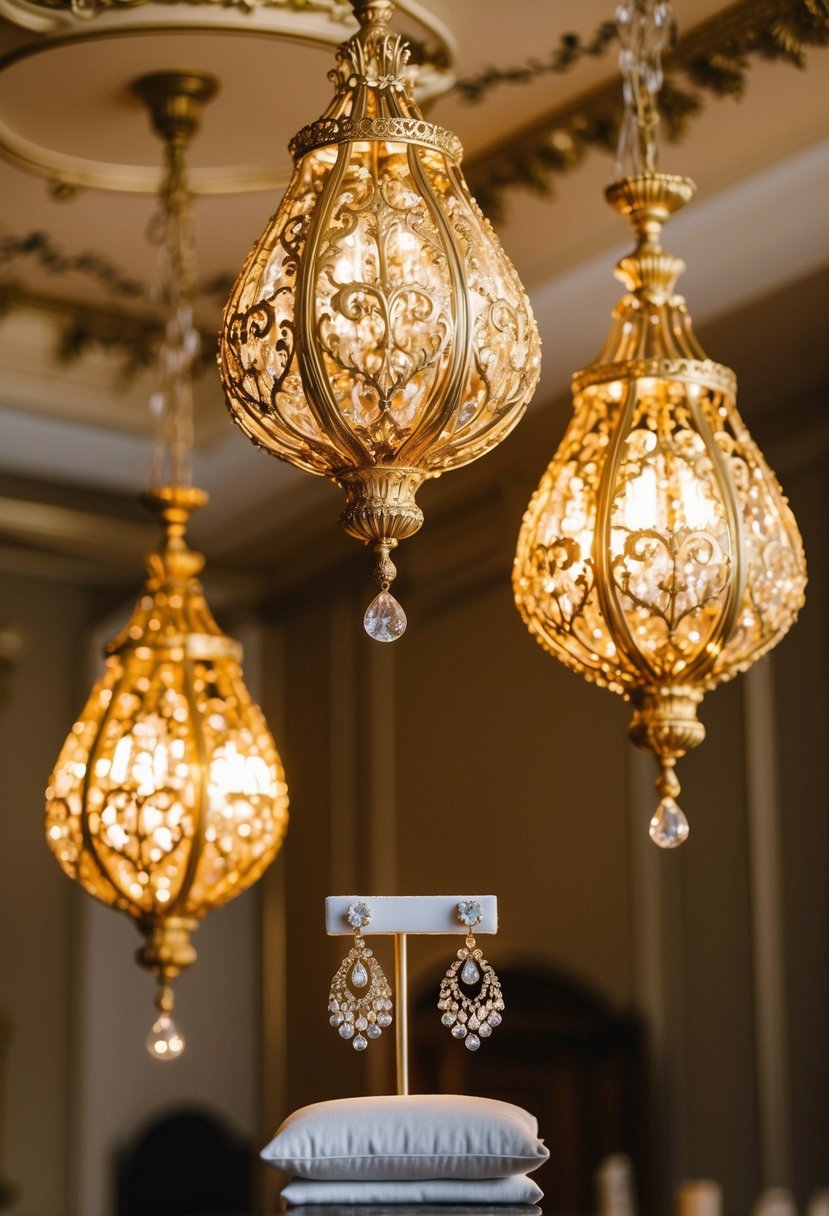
[326,895,498,1095]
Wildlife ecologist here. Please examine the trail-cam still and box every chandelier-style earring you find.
[438,900,504,1052]
[328,901,393,1051]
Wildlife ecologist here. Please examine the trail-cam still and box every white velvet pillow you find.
[280,1174,544,1205]
[261,1094,549,1181]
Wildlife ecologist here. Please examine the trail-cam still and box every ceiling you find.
[0,0,827,588]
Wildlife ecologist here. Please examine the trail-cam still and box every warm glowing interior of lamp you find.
[222,138,539,473]
[46,652,288,917]
[515,376,738,688]
[516,364,806,696]
[598,379,732,674]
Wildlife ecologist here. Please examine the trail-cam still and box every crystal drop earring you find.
[328,900,393,1051]
[437,899,505,1051]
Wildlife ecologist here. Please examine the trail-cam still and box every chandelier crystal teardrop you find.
[513,0,806,847]
[219,0,541,639]
[45,72,289,1056]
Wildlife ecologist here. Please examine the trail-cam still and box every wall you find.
[264,352,829,1216]
[0,280,825,1216]
[0,570,89,1215]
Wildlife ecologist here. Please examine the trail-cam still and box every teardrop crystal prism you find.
[461,958,481,986]
[351,961,368,988]
[649,797,690,849]
[146,1013,185,1061]
[364,591,407,643]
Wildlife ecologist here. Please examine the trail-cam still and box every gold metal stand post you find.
[394,932,409,1096]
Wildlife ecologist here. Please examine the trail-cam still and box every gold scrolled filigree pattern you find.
[45,486,289,984]
[220,0,540,625]
[514,172,806,845]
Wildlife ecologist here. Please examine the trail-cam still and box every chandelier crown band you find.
[572,358,736,398]
[289,116,462,164]
[288,1,461,163]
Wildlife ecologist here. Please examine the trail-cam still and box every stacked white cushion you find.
[280,1175,543,1204]
[261,1093,548,1205]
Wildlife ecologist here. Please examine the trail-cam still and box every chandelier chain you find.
[614,0,675,178]
[147,134,199,490]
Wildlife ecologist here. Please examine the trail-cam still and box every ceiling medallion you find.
[513,0,806,848]
[219,0,541,640]
[0,0,454,103]
[45,71,290,1059]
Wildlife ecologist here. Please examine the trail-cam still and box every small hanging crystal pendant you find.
[461,958,481,986]
[363,540,406,642]
[649,797,690,849]
[364,591,407,642]
[147,982,185,1060]
[147,1013,185,1061]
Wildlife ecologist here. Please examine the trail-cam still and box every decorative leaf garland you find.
[0,230,144,299]
[463,0,829,221]
[0,0,826,365]
[0,232,228,369]
[452,20,619,104]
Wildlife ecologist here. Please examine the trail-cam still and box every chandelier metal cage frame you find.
[45,70,290,1058]
[219,0,541,640]
[513,0,806,848]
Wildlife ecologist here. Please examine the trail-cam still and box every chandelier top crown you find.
[572,169,736,397]
[137,484,207,585]
[105,487,243,663]
[289,0,462,163]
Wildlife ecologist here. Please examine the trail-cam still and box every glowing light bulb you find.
[620,465,659,532]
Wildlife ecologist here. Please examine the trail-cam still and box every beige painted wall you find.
[0,305,825,1216]
[0,571,89,1215]
[0,576,264,1216]
[262,367,829,1216]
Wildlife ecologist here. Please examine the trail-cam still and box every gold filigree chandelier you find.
[45,72,289,1058]
[513,0,806,847]
[219,0,541,641]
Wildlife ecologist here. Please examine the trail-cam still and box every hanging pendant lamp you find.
[219,0,541,641]
[513,0,806,847]
[45,72,289,1058]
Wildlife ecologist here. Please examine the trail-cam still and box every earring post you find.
[394,931,409,1095]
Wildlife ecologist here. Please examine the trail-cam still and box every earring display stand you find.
[326,895,499,1097]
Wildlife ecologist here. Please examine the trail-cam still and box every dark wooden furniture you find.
[412,966,654,1216]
